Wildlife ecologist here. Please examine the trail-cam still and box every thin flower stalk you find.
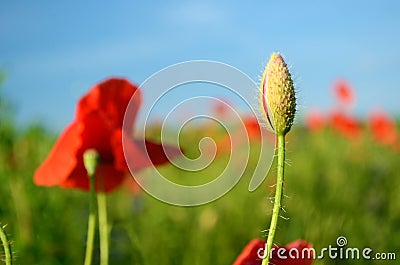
[83,149,99,265]
[259,53,296,265]
[0,224,12,265]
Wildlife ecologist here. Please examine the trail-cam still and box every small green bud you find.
[83,149,99,177]
[259,53,296,135]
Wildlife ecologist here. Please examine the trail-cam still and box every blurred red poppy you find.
[329,111,361,139]
[216,135,232,154]
[369,110,397,146]
[333,79,355,108]
[233,238,314,265]
[305,109,325,132]
[395,139,400,152]
[34,78,180,193]
[243,116,262,140]
[123,176,143,196]
[212,116,263,155]
[213,98,233,117]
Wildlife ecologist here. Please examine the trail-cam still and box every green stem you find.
[97,191,109,265]
[262,134,285,265]
[0,224,12,265]
[83,174,96,265]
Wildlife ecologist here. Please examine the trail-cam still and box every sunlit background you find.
[1,1,400,130]
[1,2,400,265]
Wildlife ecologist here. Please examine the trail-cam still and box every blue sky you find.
[1,1,400,131]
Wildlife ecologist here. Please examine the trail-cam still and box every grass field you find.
[1,90,399,265]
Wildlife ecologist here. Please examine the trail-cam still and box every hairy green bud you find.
[259,53,296,135]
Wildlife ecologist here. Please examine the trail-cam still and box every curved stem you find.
[0,224,13,265]
[83,174,96,265]
[262,134,285,265]
[97,191,109,265]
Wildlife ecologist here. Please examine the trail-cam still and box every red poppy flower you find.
[243,116,262,140]
[368,110,397,146]
[333,79,355,108]
[34,78,181,193]
[233,238,314,265]
[305,109,325,132]
[329,111,361,139]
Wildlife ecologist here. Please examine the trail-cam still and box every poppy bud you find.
[260,53,296,136]
[83,149,99,177]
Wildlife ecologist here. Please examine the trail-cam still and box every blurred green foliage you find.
[0,84,399,264]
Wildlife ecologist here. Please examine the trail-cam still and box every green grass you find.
[0,94,399,264]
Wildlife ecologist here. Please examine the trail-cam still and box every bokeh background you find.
[1,1,400,264]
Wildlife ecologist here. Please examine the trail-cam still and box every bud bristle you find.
[259,53,296,135]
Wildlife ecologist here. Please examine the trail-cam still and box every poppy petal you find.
[233,239,265,265]
[72,112,125,192]
[111,129,154,171]
[34,121,83,187]
[77,78,142,133]
[369,110,397,146]
[243,117,262,140]
[35,111,127,193]
[330,111,361,139]
[78,112,114,161]
[61,163,126,193]
[113,130,182,171]
[140,139,182,166]
[270,239,314,265]
[333,79,355,107]
[233,239,314,265]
